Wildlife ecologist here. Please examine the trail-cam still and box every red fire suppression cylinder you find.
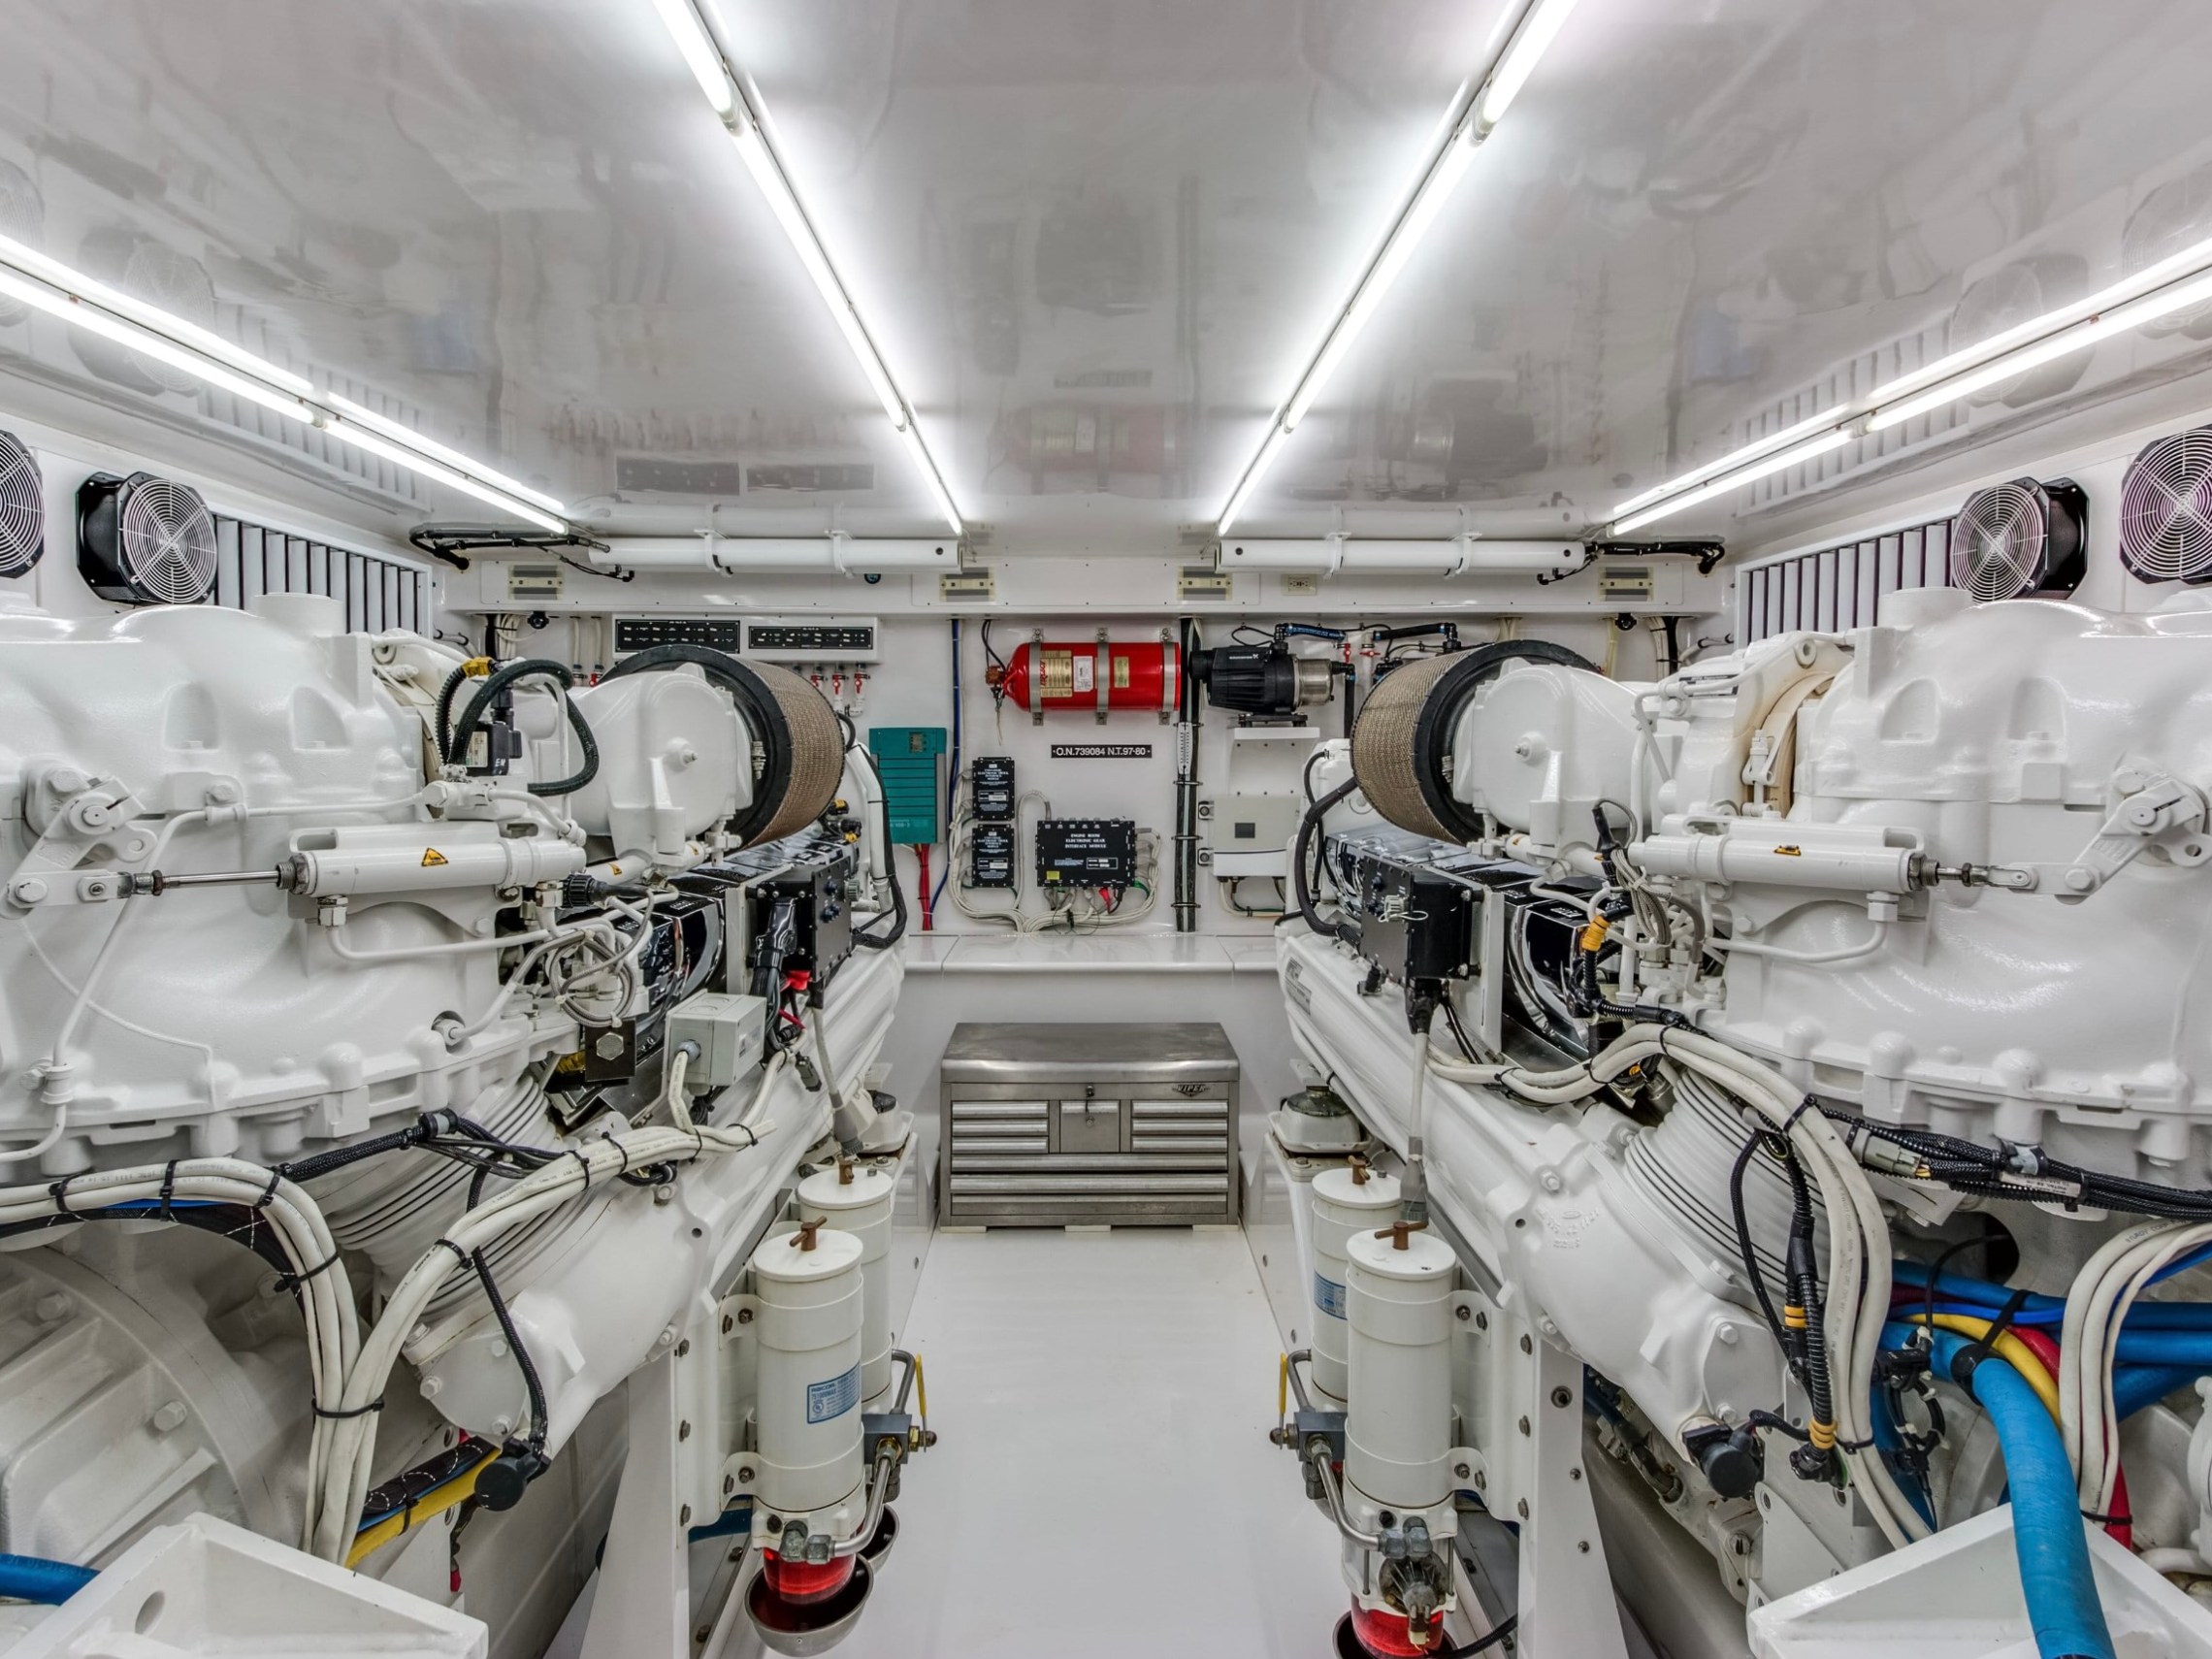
[988,638,1181,718]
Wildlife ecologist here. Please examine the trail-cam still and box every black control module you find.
[1035,819,1138,888]
[971,755,1016,820]
[968,822,1016,888]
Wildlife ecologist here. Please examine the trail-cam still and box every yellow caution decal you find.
[421,848,449,867]
[1773,845,1804,857]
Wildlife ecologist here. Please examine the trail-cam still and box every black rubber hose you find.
[447,659,602,797]
[1292,776,1361,944]
[434,664,472,764]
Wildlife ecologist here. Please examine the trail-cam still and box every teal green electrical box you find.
[867,727,947,845]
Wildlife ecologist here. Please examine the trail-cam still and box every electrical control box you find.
[1205,793,1299,877]
[867,726,947,845]
[744,841,858,1004]
[967,822,1016,888]
[665,991,768,1088]
[1035,819,1138,888]
[971,755,1016,820]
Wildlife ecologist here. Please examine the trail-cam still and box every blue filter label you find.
[1315,1273,1348,1320]
[807,1363,862,1425]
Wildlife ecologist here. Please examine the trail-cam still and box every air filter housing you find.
[1350,641,1598,845]
[0,428,41,578]
[2119,424,2212,585]
[1946,476,2086,602]
[77,471,218,605]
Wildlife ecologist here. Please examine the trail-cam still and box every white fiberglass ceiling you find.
[2,0,2211,552]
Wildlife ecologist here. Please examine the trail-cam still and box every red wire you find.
[916,844,932,931]
[1891,1298,2132,1548]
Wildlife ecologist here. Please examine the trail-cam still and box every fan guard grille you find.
[2119,426,2212,584]
[115,474,216,603]
[0,429,40,579]
[1948,479,2050,602]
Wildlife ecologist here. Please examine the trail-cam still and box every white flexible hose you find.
[1446,1022,1925,1546]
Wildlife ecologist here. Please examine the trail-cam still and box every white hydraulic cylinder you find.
[285,824,584,897]
[797,1164,897,1409]
[1628,820,1923,895]
[1310,1165,1402,1409]
[1345,1226,1458,1512]
[749,1224,866,1518]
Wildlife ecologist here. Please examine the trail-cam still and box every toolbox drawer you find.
[939,1024,1240,1227]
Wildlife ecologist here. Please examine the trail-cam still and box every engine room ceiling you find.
[2,0,2211,551]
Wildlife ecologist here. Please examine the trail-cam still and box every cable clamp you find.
[47,1173,82,1215]
[157,1160,179,1220]
[314,1396,386,1420]
[275,1251,342,1293]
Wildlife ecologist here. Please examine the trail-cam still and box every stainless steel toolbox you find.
[938,1023,1241,1226]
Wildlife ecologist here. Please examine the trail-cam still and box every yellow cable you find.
[345,1454,497,1570]
[911,1352,927,1428]
[1896,1314,2062,1420]
[1278,1353,1289,1425]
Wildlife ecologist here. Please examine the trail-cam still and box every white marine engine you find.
[1273,588,2212,1657]
[0,592,924,1657]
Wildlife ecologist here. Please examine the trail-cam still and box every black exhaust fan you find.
[1946,476,2087,601]
[0,428,41,578]
[78,471,218,605]
[2119,423,2212,585]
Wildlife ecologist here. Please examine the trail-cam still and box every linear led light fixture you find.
[595,533,956,573]
[1216,0,1581,534]
[1220,535,1582,577]
[1610,228,2212,535]
[647,0,963,535]
[0,231,567,533]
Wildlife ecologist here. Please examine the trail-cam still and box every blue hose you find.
[2114,1364,2205,1419]
[0,1552,95,1604]
[1923,1330,2115,1659]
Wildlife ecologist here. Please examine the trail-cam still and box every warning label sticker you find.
[1072,654,1095,694]
[1314,1273,1348,1319]
[806,1363,861,1424]
[421,849,449,867]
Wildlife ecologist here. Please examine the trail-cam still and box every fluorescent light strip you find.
[1610,428,1854,535]
[1218,422,1294,537]
[1281,134,1479,432]
[0,229,314,398]
[1217,0,1577,532]
[728,124,906,431]
[1609,404,1850,518]
[324,416,567,534]
[0,251,568,531]
[327,393,567,516]
[1477,0,1583,132]
[0,267,312,423]
[646,0,736,115]
[894,417,963,535]
[1608,242,2212,532]
[1865,265,2212,433]
[646,0,962,535]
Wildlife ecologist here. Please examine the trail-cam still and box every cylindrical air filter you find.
[1350,641,1598,844]
[749,1224,866,1517]
[797,1164,898,1409]
[1345,1225,1458,1512]
[1310,1165,1403,1408]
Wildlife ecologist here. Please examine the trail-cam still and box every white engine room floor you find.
[834,1225,1349,1657]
